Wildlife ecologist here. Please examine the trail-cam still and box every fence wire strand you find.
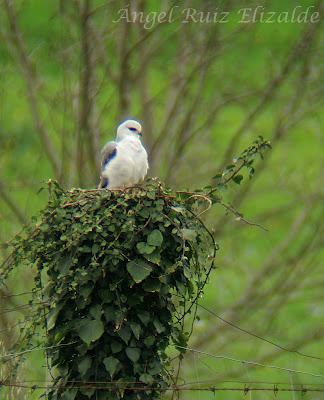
[1,279,324,396]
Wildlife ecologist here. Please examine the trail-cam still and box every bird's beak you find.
[138,132,143,137]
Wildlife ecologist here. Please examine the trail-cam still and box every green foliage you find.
[5,179,215,399]
[211,136,271,191]
[0,138,271,399]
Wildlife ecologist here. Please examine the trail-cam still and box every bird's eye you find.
[128,127,137,132]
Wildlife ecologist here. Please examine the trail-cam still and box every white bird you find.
[99,120,149,189]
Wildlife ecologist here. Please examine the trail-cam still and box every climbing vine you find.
[1,137,270,400]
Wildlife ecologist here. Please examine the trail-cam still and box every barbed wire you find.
[0,380,324,393]
[0,342,76,361]
[1,296,322,368]
[0,301,48,317]
[198,302,324,362]
[1,289,324,369]
[173,345,324,379]
[1,281,324,395]
[3,378,324,386]
[0,289,41,299]
[1,340,324,381]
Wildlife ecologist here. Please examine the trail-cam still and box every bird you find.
[98,119,149,189]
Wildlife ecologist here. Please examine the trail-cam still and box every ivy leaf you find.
[143,249,161,265]
[223,164,235,175]
[153,319,165,333]
[118,326,132,344]
[138,311,150,326]
[212,173,222,180]
[147,230,163,247]
[78,357,92,376]
[92,244,100,254]
[144,336,155,346]
[90,305,102,320]
[80,285,93,299]
[130,322,141,340]
[103,356,120,378]
[80,388,95,397]
[233,174,243,185]
[61,389,78,400]
[111,341,123,354]
[127,260,152,283]
[148,360,163,375]
[126,347,141,363]
[78,319,104,345]
[136,242,155,255]
[140,373,154,384]
[181,228,197,241]
[47,302,64,331]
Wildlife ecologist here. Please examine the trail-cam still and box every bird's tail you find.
[98,176,108,189]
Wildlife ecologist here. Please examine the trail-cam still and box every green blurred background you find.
[0,0,323,399]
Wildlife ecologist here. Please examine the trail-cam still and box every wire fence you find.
[1,380,324,394]
[1,288,324,397]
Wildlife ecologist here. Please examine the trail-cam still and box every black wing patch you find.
[101,177,109,188]
[101,142,118,170]
[102,148,117,168]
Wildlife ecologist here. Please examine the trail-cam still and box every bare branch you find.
[76,0,100,186]
[3,0,60,177]
[0,182,27,225]
[217,15,322,171]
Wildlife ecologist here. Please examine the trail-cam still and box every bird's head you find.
[116,119,142,140]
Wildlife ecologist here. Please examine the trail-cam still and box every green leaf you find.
[61,389,78,400]
[78,357,92,376]
[140,373,154,384]
[138,311,150,326]
[78,319,104,345]
[223,164,235,174]
[126,347,141,363]
[143,249,161,265]
[153,319,165,333]
[118,326,132,344]
[147,230,163,247]
[92,244,100,254]
[111,341,123,354]
[172,331,189,352]
[148,360,163,375]
[233,174,243,184]
[181,228,197,241]
[57,255,71,274]
[98,289,114,303]
[47,302,64,331]
[80,388,95,398]
[183,266,192,279]
[80,285,93,299]
[90,305,102,320]
[212,173,222,180]
[103,356,120,378]
[136,242,155,255]
[127,260,152,283]
[104,305,118,322]
[130,322,141,340]
[144,336,155,346]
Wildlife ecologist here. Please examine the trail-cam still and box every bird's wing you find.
[101,141,118,170]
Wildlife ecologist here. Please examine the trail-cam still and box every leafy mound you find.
[13,179,215,399]
[2,137,271,399]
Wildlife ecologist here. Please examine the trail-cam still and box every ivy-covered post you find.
[30,180,215,400]
[2,137,270,400]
